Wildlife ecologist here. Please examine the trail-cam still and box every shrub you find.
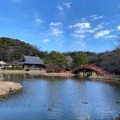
[3,66,23,70]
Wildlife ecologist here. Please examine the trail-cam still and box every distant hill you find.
[0,37,46,63]
[0,37,120,74]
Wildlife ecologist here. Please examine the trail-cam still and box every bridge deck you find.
[71,64,110,75]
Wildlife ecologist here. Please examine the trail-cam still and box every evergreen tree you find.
[44,51,67,69]
[0,37,46,62]
[73,53,88,68]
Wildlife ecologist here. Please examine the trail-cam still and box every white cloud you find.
[72,34,86,38]
[57,2,71,11]
[34,12,43,26]
[42,39,50,43]
[70,22,91,38]
[35,18,43,23]
[90,15,103,21]
[105,35,116,39]
[56,2,71,21]
[51,28,63,36]
[81,18,86,22]
[95,30,112,38]
[63,2,71,8]
[50,22,62,26]
[57,5,64,11]
[74,29,86,34]
[89,24,103,33]
[117,25,120,30]
[72,22,91,29]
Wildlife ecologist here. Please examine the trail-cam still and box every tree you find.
[115,35,120,49]
[66,56,73,70]
[0,37,46,62]
[97,49,120,74]
[72,53,88,68]
[44,51,67,69]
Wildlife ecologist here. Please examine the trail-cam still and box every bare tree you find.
[115,35,120,49]
[66,56,73,70]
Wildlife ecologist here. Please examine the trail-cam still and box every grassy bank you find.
[89,75,120,82]
[0,70,74,77]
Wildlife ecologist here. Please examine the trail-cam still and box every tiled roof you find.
[22,56,44,65]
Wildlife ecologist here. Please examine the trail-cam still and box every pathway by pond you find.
[0,74,120,120]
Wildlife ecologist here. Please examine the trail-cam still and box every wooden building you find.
[0,61,7,69]
[20,56,45,70]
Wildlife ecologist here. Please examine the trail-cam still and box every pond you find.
[0,74,120,120]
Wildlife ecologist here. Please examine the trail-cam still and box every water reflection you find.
[0,74,3,80]
[0,74,120,120]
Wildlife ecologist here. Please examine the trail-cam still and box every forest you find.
[0,37,120,74]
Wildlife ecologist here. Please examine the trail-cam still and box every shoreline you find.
[0,70,75,77]
[89,75,120,82]
[0,70,120,82]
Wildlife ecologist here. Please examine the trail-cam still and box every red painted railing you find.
[71,64,110,75]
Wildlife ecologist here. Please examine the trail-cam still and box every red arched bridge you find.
[71,64,110,76]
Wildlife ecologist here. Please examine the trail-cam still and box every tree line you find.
[0,37,120,74]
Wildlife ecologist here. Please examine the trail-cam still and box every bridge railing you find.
[71,64,110,75]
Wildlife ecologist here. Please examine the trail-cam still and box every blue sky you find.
[0,0,120,53]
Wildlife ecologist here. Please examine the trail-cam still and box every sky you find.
[0,0,120,53]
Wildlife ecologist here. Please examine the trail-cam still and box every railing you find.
[71,64,110,75]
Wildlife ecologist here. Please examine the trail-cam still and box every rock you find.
[0,81,22,97]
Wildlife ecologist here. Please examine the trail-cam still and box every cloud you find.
[42,39,50,43]
[35,18,43,23]
[63,2,71,8]
[71,22,91,29]
[56,2,71,20]
[72,34,86,38]
[34,12,43,26]
[57,5,64,11]
[95,30,112,38]
[50,22,62,26]
[81,18,86,22]
[90,15,104,21]
[117,25,120,30]
[70,22,91,38]
[89,24,103,33]
[51,28,63,36]
[57,2,71,11]
[105,35,116,39]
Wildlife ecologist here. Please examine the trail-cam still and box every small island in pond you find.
[0,81,22,97]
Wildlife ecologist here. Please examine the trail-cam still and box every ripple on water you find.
[0,76,120,120]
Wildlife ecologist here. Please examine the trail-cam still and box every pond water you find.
[0,74,120,120]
